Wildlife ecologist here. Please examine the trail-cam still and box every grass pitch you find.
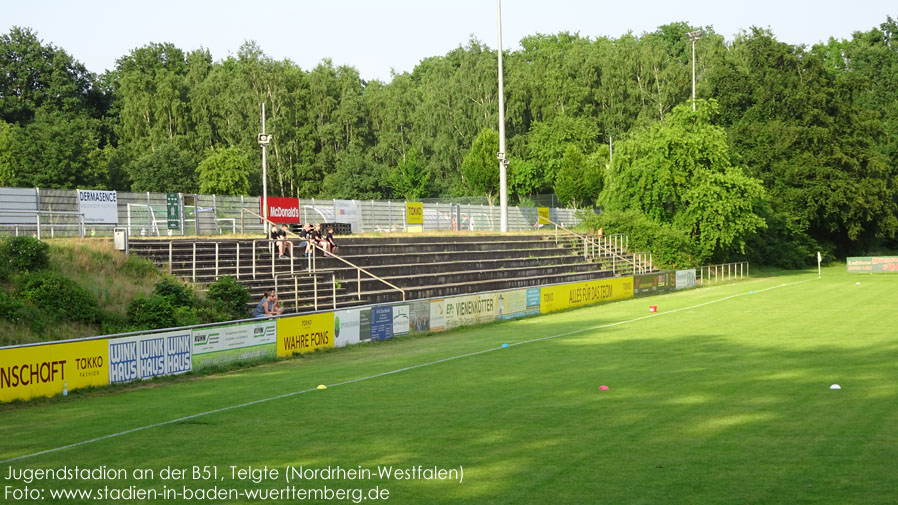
[1,266,896,504]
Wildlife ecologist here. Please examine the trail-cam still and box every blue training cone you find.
[501,343,509,348]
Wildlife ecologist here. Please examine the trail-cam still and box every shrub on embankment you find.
[0,237,251,346]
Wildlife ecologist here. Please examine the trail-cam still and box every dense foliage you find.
[3,19,898,263]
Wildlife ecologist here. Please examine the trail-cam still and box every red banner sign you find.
[261,197,300,223]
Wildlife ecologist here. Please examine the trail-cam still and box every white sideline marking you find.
[1,278,811,464]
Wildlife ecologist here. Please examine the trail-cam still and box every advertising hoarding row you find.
[1,272,696,401]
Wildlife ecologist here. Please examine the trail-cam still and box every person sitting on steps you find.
[278,224,294,259]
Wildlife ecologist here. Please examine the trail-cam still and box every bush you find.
[206,276,252,319]
[173,306,202,327]
[0,291,25,321]
[127,295,176,330]
[17,272,102,324]
[153,277,194,308]
[1,236,50,273]
[741,207,820,269]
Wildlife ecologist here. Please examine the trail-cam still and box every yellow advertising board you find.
[1,339,109,402]
[537,207,550,225]
[406,201,424,225]
[277,312,335,357]
[540,277,633,314]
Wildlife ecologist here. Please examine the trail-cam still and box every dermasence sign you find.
[540,277,634,314]
[77,189,118,224]
[1,339,109,402]
[277,312,334,356]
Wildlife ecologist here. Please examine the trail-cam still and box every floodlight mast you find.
[258,103,270,223]
[497,0,508,232]
[686,30,703,111]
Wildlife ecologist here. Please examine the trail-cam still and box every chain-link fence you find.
[0,187,584,238]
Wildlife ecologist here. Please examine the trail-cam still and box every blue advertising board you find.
[370,305,394,341]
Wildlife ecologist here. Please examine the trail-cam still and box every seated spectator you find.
[269,225,287,259]
[253,289,275,318]
[278,224,294,258]
[310,223,324,255]
[253,289,285,318]
[299,223,313,256]
[324,225,339,256]
[270,294,285,316]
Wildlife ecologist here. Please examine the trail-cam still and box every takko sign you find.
[261,197,300,223]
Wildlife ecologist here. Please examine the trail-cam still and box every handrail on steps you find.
[541,217,652,275]
[305,241,406,302]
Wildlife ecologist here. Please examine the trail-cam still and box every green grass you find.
[2,266,896,504]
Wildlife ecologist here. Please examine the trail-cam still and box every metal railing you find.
[274,272,338,312]
[0,210,86,239]
[306,241,406,301]
[545,218,651,275]
[699,262,749,284]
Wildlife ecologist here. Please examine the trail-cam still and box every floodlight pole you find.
[687,31,703,111]
[260,103,268,223]
[497,0,509,232]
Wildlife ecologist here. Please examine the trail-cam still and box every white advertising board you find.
[77,189,119,224]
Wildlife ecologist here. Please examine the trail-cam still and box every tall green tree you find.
[600,100,765,262]
[461,128,500,201]
[0,27,101,125]
[129,142,196,193]
[707,28,898,254]
[196,147,252,195]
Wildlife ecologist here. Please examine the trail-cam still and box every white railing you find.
[699,262,749,284]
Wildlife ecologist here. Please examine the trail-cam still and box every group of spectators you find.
[269,222,339,259]
[256,222,341,318]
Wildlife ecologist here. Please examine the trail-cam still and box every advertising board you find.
[261,196,300,223]
[277,312,334,356]
[2,339,109,402]
[191,320,276,369]
[540,277,634,314]
[107,330,192,384]
[77,189,118,224]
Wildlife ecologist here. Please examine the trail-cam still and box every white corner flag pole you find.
[817,251,822,278]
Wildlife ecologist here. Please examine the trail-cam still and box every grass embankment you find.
[0,239,161,346]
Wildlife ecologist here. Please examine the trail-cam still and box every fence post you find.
[192,243,196,282]
[252,241,257,280]
[332,274,337,309]
[357,269,361,300]
[169,242,173,275]
[236,242,240,279]
[294,276,299,313]
[215,243,219,279]
[313,275,318,311]
[194,194,199,236]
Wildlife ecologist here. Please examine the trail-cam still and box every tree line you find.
[1,19,897,265]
